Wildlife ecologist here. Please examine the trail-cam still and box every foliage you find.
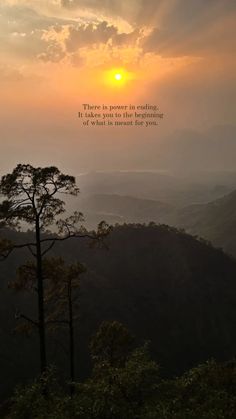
[172,359,236,419]
[72,345,159,419]
[144,359,236,419]
[90,320,134,368]
[5,318,236,418]
[10,339,236,419]
[0,164,79,229]
[11,368,69,419]
[11,257,86,329]
[74,321,159,418]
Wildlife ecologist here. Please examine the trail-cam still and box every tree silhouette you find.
[44,257,86,395]
[12,257,86,395]
[0,164,109,375]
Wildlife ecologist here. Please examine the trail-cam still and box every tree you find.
[0,219,12,257]
[0,164,109,375]
[11,257,86,394]
[76,321,159,419]
[43,257,86,395]
[90,320,134,368]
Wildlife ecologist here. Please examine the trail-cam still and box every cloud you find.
[64,20,143,53]
[0,2,141,64]
[38,42,65,62]
[65,21,117,52]
[1,0,236,68]
[112,28,142,47]
[0,3,76,61]
[60,0,236,58]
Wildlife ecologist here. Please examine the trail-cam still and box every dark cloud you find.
[61,0,236,57]
[1,0,236,64]
[66,21,117,52]
[112,28,141,46]
[65,20,141,52]
[0,3,141,63]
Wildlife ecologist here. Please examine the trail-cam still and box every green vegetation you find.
[10,322,236,419]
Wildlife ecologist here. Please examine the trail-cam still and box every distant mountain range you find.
[77,184,236,257]
[169,190,236,256]
[76,170,234,206]
[80,194,173,226]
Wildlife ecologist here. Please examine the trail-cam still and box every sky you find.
[0,0,236,175]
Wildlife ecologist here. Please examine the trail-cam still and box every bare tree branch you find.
[15,310,39,328]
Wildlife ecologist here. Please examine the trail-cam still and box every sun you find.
[102,67,135,88]
[103,68,132,87]
[112,69,125,84]
[114,73,122,81]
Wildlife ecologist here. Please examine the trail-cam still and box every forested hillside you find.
[169,190,236,256]
[1,224,236,401]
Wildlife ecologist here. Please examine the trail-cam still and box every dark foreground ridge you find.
[1,223,236,402]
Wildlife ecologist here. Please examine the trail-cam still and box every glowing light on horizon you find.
[103,68,135,88]
[114,73,122,81]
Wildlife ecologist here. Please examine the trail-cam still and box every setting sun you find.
[115,73,122,81]
[103,68,135,88]
[111,69,125,84]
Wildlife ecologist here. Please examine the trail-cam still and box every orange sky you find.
[0,0,236,173]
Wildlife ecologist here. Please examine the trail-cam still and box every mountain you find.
[169,190,236,256]
[80,194,173,226]
[53,171,236,231]
[76,171,233,206]
[1,224,236,399]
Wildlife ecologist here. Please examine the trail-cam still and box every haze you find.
[0,0,235,176]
